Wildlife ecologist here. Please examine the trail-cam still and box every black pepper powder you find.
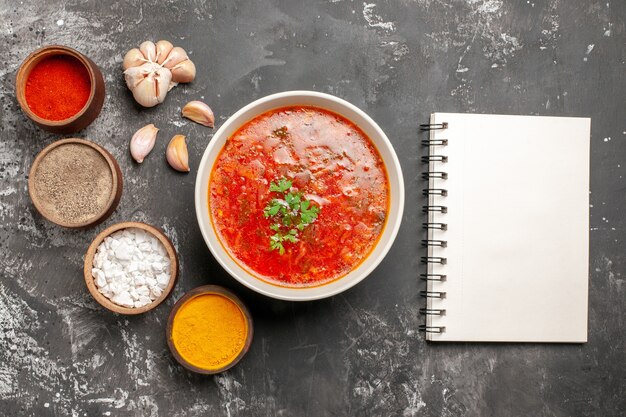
[31,143,113,225]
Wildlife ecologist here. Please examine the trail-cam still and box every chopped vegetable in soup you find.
[209,106,389,287]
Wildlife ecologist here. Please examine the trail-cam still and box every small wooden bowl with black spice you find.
[28,138,123,228]
[166,285,253,374]
[16,45,105,133]
[84,222,179,315]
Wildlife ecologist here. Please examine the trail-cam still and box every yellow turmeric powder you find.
[171,293,248,370]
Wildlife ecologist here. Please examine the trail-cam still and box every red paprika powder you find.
[25,55,92,121]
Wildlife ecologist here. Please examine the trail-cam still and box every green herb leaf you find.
[300,203,320,225]
[263,177,321,255]
[263,200,281,217]
[285,192,301,209]
[269,178,291,193]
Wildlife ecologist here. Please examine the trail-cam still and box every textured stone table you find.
[1,0,624,416]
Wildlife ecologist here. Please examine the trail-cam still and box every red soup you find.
[209,106,389,287]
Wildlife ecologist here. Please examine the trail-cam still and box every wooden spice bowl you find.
[84,222,179,315]
[166,285,254,374]
[16,45,105,133]
[28,138,123,228]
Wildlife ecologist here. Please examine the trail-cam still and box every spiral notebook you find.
[420,113,590,342]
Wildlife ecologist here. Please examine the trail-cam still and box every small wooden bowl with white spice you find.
[84,221,179,315]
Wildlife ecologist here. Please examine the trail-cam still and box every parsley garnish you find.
[263,178,320,254]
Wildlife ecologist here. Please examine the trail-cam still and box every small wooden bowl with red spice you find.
[15,45,105,134]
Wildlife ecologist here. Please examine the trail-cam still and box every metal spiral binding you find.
[421,172,448,180]
[421,155,448,163]
[419,308,446,315]
[419,273,446,281]
[422,205,447,214]
[420,121,449,334]
[419,290,446,298]
[418,325,446,334]
[421,256,447,265]
[422,222,447,230]
[422,188,447,197]
[421,139,448,146]
[421,239,447,247]
[420,122,448,130]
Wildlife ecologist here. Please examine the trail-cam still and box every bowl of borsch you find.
[195,91,404,300]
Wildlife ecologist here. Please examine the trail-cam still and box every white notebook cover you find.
[425,113,590,342]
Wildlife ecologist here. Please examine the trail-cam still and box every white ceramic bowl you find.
[195,91,404,301]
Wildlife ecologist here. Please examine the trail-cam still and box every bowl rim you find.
[28,137,123,228]
[83,221,179,315]
[15,45,98,126]
[165,285,254,374]
[194,90,405,301]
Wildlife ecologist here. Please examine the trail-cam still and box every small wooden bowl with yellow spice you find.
[166,285,253,374]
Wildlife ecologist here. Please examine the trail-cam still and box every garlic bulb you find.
[130,124,159,163]
[123,40,196,107]
[166,135,190,172]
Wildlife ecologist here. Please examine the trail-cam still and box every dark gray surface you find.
[1,0,625,416]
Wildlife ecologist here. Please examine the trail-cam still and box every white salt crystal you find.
[108,282,121,294]
[136,286,150,297]
[135,232,146,243]
[156,274,169,288]
[138,295,152,306]
[150,287,162,300]
[111,291,134,308]
[127,262,139,273]
[93,270,107,288]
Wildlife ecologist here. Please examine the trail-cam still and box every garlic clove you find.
[131,78,160,107]
[123,48,146,70]
[182,101,215,128]
[162,47,189,69]
[129,66,172,108]
[123,63,153,89]
[139,41,157,62]
[130,124,159,163]
[154,68,172,104]
[155,40,174,65]
[166,135,190,172]
[171,59,196,83]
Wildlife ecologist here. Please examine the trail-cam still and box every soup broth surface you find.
[209,106,389,287]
